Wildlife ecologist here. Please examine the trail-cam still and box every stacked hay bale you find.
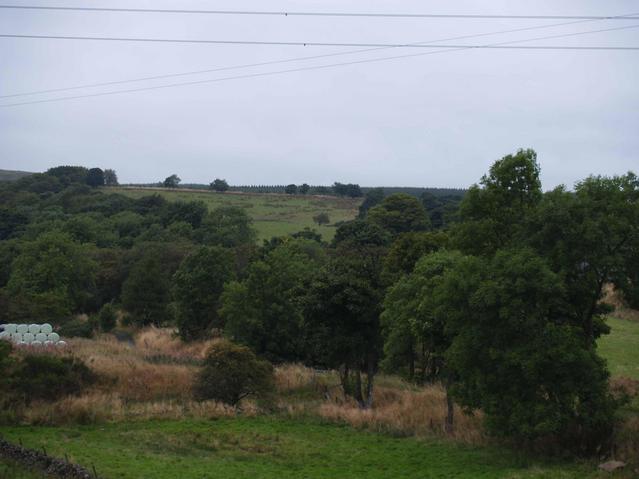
[0,323,66,347]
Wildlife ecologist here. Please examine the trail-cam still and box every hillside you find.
[110,186,361,241]
[0,169,32,182]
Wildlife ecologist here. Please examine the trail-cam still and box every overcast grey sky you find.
[1,0,637,188]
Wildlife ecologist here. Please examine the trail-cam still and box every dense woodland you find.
[1,150,638,456]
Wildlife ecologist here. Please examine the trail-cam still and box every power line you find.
[2,23,639,49]
[1,16,612,99]
[2,23,638,108]
[0,5,638,21]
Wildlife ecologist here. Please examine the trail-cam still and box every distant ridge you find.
[124,183,467,198]
[0,169,33,181]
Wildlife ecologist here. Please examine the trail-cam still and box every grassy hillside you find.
[599,316,639,380]
[0,169,32,182]
[110,187,361,242]
[0,418,619,479]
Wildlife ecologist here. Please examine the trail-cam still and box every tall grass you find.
[7,327,638,461]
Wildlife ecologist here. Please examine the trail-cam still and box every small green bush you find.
[195,341,274,406]
[98,303,118,332]
[59,317,95,338]
[10,354,96,403]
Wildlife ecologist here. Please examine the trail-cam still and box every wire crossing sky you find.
[0,0,637,189]
[1,4,638,21]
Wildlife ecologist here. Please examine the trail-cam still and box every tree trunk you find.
[408,344,415,383]
[353,370,365,408]
[444,382,454,433]
[364,356,376,409]
[339,365,350,400]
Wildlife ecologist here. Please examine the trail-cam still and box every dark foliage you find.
[194,341,274,406]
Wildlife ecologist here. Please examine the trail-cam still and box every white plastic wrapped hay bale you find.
[4,324,17,334]
[28,324,41,335]
[31,340,42,347]
[23,332,34,344]
[48,332,60,343]
[0,331,9,341]
[16,324,28,334]
[10,333,22,343]
[35,332,48,342]
[40,323,53,334]
[57,341,67,347]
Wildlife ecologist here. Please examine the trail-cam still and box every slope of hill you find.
[110,187,361,242]
[0,169,33,181]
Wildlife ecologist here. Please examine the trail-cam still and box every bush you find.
[98,303,117,332]
[194,341,274,406]
[59,317,95,338]
[10,354,96,403]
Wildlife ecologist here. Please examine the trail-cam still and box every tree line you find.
[1,150,637,455]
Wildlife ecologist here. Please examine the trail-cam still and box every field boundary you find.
[0,437,94,479]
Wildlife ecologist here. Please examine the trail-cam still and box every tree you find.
[312,212,330,226]
[163,174,181,188]
[439,249,616,452]
[7,231,96,320]
[104,168,119,186]
[358,187,385,218]
[303,223,388,408]
[197,207,256,247]
[194,341,274,406]
[0,207,28,240]
[121,255,173,326]
[452,149,541,256]
[86,168,105,187]
[381,250,464,430]
[46,166,88,186]
[173,246,236,341]
[333,182,363,198]
[299,183,310,195]
[367,193,430,237]
[381,231,448,285]
[98,302,118,332]
[420,192,463,229]
[221,239,325,362]
[162,200,208,228]
[285,184,298,195]
[528,173,639,344]
[210,178,229,192]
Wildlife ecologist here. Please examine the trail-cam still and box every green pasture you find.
[109,187,361,242]
[0,418,622,479]
[599,316,639,380]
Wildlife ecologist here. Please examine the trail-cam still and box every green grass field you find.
[109,187,361,242]
[599,316,639,380]
[0,418,619,479]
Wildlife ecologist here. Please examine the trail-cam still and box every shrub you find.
[10,354,96,403]
[313,212,330,226]
[59,317,95,338]
[194,341,274,406]
[98,303,117,332]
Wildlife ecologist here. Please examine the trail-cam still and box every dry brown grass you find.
[602,284,639,322]
[613,415,639,462]
[318,384,485,444]
[10,328,230,424]
[273,364,484,444]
